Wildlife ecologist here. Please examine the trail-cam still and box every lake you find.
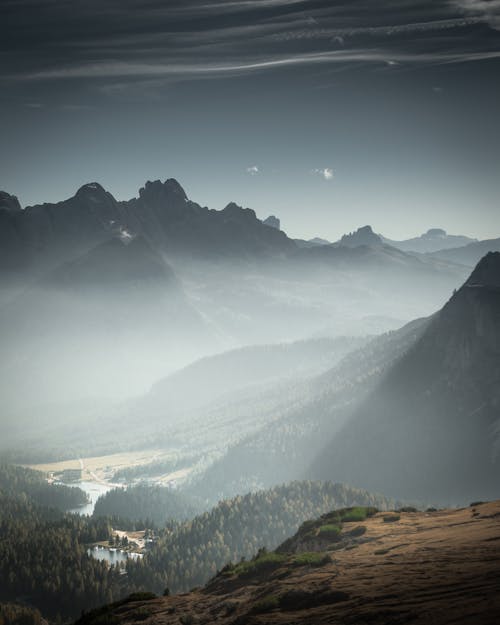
[88,545,143,565]
[67,480,114,515]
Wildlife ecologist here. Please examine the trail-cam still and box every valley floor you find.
[26,449,165,483]
[82,501,500,625]
[25,449,193,489]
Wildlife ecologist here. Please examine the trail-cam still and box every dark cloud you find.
[1,0,500,89]
[1,1,499,245]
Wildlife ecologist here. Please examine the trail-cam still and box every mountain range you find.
[186,253,500,505]
[293,225,484,256]
[381,228,477,253]
[427,237,500,267]
[291,223,499,267]
[1,178,498,502]
[0,232,211,412]
[0,180,292,280]
[0,178,473,418]
[1,182,496,277]
[1,177,499,625]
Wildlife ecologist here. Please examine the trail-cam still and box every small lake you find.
[88,545,143,565]
[67,481,114,515]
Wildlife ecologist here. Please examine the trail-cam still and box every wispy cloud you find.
[246,165,259,175]
[313,168,334,180]
[2,0,500,90]
[196,0,304,10]
[453,0,500,29]
[21,49,500,82]
[272,16,484,43]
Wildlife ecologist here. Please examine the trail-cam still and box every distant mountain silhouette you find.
[336,225,383,248]
[122,336,368,447]
[0,177,476,421]
[127,180,293,258]
[0,179,295,276]
[382,228,476,253]
[309,252,500,503]
[294,235,461,278]
[294,236,331,248]
[0,182,126,274]
[0,192,29,271]
[427,237,500,267]
[1,180,475,280]
[0,179,470,351]
[262,215,280,229]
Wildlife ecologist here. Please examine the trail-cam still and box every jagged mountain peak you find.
[263,215,280,230]
[164,178,187,197]
[380,228,477,254]
[0,191,22,212]
[339,225,383,248]
[138,178,188,202]
[75,182,110,199]
[222,201,244,212]
[464,251,500,288]
[222,201,257,220]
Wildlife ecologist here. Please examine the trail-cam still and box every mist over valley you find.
[1,1,500,622]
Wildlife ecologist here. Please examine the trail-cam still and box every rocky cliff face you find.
[263,215,280,230]
[0,178,296,276]
[338,225,383,248]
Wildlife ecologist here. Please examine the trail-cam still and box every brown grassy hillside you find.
[77,501,500,625]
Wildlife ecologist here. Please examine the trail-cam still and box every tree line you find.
[125,480,393,594]
[0,464,88,511]
[1,464,393,623]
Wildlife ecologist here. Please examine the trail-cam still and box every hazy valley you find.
[1,173,499,625]
[2,1,500,622]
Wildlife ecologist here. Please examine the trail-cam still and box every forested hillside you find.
[0,464,87,511]
[309,253,500,502]
[0,475,122,621]
[0,604,43,625]
[126,481,393,594]
[0,465,393,622]
[94,484,202,525]
[191,317,429,501]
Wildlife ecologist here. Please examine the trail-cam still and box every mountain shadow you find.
[309,252,500,504]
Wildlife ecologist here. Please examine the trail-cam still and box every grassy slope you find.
[76,501,500,625]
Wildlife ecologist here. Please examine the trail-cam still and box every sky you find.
[1,0,499,241]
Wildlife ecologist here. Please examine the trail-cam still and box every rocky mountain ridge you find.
[0,179,294,277]
[382,228,477,253]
